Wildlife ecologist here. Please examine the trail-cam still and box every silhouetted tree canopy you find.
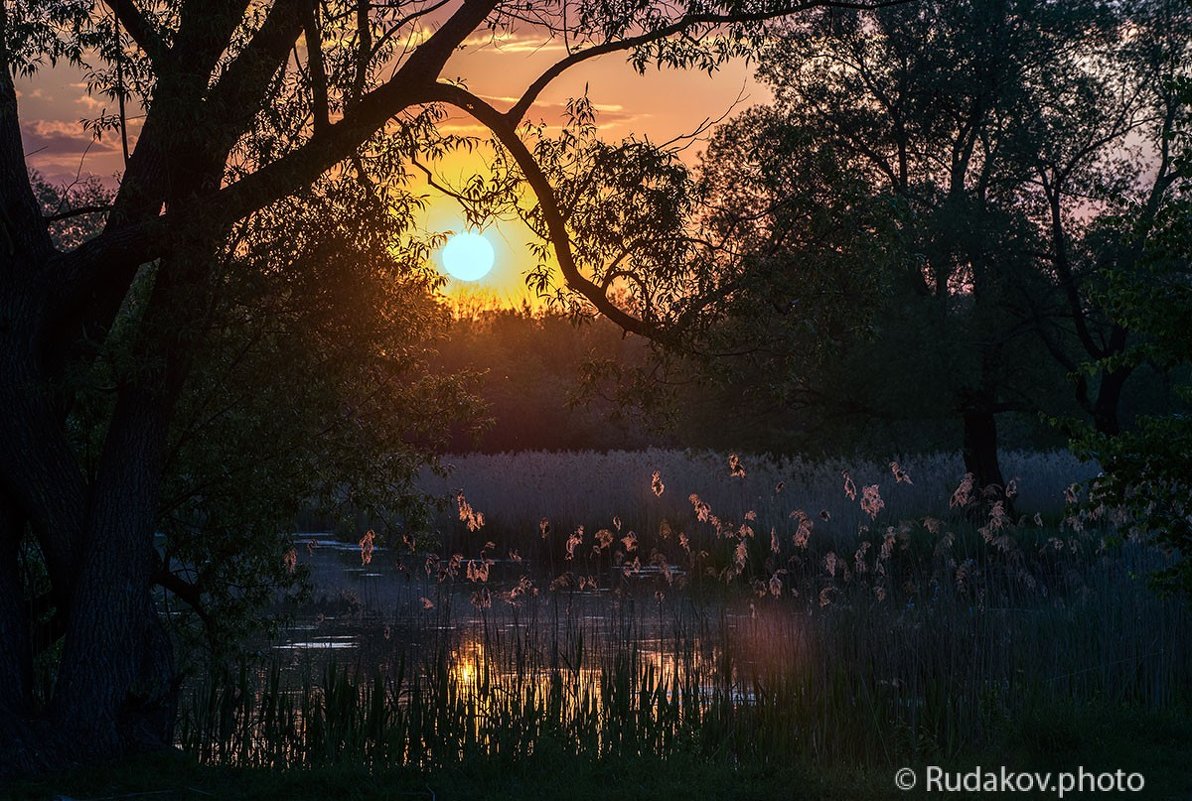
[0,0,920,775]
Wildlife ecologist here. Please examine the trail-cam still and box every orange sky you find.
[18,17,768,302]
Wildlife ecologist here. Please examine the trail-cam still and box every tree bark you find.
[0,493,32,717]
[51,237,216,756]
[962,406,1004,490]
[960,402,1015,516]
[1091,364,1129,437]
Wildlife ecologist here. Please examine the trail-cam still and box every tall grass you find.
[176,449,1187,773]
[416,449,1093,554]
[178,543,1189,770]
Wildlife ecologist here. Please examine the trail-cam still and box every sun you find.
[440,231,495,281]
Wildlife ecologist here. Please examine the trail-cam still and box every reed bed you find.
[178,541,1190,771]
[177,450,1187,773]
[415,449,1094,555]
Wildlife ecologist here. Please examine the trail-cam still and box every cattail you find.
[854,541,871,574]
[769,572,783,598]
[724,452,743,479]
[860,484,884,519]
[824,551,839,577]
[842,470,857,500]
[359,530,376,566]
[791,510,813,548]
[456,491,485,532]
[728,453,746,478]
[950,473,975,508]
[651,551,674,584]
[880,529,895,561]
[565,526,584,560]
[988,501,1009,531]
[466,558,491,583]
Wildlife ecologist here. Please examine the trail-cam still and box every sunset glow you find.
[4,1,1187,790]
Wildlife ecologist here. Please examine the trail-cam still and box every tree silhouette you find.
[0,0,909,774]
[693,0,1190,492]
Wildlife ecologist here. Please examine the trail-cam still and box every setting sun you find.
[440,231,495,282]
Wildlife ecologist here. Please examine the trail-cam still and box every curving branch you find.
[428,82,663,340]
[506,0,919,125]
[55,0,901,341]
[44,205,112,223]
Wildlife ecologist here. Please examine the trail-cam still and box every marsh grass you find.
[415,449,1093,554]
[174,449,1188,783]
[177,546,1189,772]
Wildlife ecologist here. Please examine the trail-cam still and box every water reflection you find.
[263,531,781,700]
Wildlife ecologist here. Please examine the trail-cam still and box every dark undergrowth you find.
[6,705,1191,801]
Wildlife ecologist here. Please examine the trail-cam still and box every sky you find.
[17,14,768,303]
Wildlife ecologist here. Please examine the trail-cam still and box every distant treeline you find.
[430,305,1180,458]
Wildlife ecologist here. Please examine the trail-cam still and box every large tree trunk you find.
[50,481,169,756]
[1091,365,1130,437]
[960,400,1015,517]
[0,493,40,778]
[962,406,1005,492]
[51,243,216,758]
[0,0,307,779]
[0,248,214,775]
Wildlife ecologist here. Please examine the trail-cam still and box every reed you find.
[177,544,1190,771]
[177,449,1188,774]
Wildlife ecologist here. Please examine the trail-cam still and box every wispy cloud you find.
[460,31,568,54]
[471,92,641,128]
[21,118,130,181]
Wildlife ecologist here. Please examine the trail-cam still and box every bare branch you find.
[45,205,112,223]
[301,0,331,133]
